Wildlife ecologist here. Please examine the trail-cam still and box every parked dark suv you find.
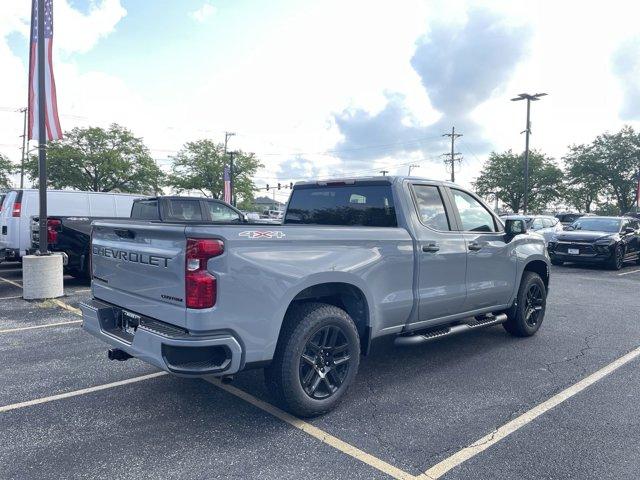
[547,216,640,269]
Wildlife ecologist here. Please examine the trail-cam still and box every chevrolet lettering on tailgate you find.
[92,245,170,268]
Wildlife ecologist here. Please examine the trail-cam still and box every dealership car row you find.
[2,188,639,275]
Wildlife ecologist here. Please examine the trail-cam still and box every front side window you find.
[412,185,450,231]
[206,201,241,222]
[451,189,497,232]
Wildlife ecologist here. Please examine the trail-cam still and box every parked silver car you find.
[502,215,563,245]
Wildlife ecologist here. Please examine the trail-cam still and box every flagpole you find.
[36,0,48,255]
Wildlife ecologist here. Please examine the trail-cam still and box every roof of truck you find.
[294,176,458,187]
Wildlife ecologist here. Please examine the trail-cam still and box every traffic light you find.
[266,184,269,191]
[289,182,293,189]
[277,183,281,190]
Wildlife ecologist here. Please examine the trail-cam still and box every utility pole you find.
[380,170,388,176]
[19,107,27,189]
[511,92,547,214]
[228,150,236,207]
[224,131,235,155]
[442,126,462,183]
[224,132,236,206]
[408,164,419,176]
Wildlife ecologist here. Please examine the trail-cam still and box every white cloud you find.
[0,0,130,187]
[189,2,217,23]
[55,0,127,54]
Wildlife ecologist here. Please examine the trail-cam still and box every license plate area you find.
[120,310,141,336]
[568,248,580,255]
[101,309,139,344]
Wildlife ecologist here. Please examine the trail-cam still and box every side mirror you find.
[242,214,249,223]
[505,219,527,236]
[624,227,635,234]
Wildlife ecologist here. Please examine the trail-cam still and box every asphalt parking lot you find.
[1,261,639,479]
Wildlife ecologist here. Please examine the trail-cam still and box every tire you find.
[503,271,547,337]
[264,302,360,417]
[550,258,564,266]
[607,244,624,270]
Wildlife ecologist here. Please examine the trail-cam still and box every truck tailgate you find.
[91,221,187,325]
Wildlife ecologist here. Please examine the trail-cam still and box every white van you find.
[0,189,144,261]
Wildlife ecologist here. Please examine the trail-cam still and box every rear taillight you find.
[47,219,62,245]
[12,202,21,217]
[185,238,224,309]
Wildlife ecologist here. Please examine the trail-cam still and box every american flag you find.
[28,0,63,141]
[636,171,640,210]
[223,165,231,203]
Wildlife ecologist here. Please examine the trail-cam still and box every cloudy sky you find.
[1,0,639,203]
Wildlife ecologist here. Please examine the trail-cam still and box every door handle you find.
[468,242,482,251]
[422,243,440,253]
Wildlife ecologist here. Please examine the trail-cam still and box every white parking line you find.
[0,320,82,334]
[207,377,416,480]
[420,344,640,479]
[0,372,168,414]
[0,295,22,300]
[0,276,22,288]
[618,268,640,276]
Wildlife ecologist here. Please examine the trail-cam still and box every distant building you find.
[252,195,285,213]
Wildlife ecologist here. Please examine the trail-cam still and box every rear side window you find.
[0,194,5,212]
[285,184,397,227]
[165,199,203,221]
[411,185,450,231]
[130,200,160,220]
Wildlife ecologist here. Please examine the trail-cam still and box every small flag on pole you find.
[223,165,232,203]
[28,0,62,141]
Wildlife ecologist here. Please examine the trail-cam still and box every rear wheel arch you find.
[278,282,371,355]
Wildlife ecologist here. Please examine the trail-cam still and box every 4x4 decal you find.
[239,230,286,239]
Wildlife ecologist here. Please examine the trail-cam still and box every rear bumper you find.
[80,298,244,376]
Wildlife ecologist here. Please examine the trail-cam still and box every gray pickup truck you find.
[81,177,550,416]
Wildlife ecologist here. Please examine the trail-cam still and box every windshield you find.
[571,218,621,233]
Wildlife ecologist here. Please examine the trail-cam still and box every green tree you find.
[563,126,640,214]
[0,153,15,189]
[25,124,163,194]
[474,149,564,213]
[167,139,262,203]
[563,144,605,213]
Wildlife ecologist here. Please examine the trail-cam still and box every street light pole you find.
[511,92,547,214]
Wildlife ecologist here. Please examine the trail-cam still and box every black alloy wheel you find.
[299,325,351,400]
[264,302,360,417]
[609,244,625,270]
[524,283,544,328]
